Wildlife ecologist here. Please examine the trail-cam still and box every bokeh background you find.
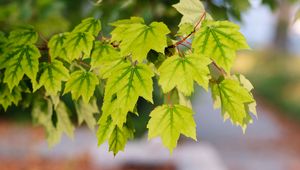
[1,0,300,170]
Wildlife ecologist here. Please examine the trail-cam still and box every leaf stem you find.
[166,92,173,106]
[212,61,227,76]
[178,43,192,51]
[76,59,91,69]
[39,32,48,43]
[47,54,51,63]
[176,46,184,57]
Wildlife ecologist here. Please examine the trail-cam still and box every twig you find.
[76,59,91,69]
[212,61,227,76]
[172,12,206,48]
[39,32,48,43]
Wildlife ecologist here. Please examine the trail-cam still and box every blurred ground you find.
[194,90,300,170]
[1,90,300,170]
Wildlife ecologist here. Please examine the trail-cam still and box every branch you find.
[167,12,206,49]
[38,46,49,51]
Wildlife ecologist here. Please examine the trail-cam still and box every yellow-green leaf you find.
[147,104,197,153]
[102,62,154,126]
[64,32,94,61]
[32,98,60,147]
[111,17,170,62]
[210,78,255,131]
[90,41,122,69]
[38,60,69,95]
[55,101,75,139]
[110,17,144,41]
[177,23,194,36]
[48,33,69,59]
[75,98,99,131]
[108,125,134,156]
[192,20,249,72]
[7,25,38,46]
[158,53,211,96]
[0,84,22,111]
[173,0,209,25]
[72,17,101,36]
[97,116,115,146]
[3,44,41,90]
[64,70,99,103]
[234,74,257,117]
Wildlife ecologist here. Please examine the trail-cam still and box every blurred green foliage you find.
[1,0,290,38]
[247,55,300,121]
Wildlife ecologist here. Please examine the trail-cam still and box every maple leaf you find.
[38,60,69,95]
[74,98,99,131]
[192,20,249,72]
[72,17,101,36]
[7,25,38,46]
[158,53,211,96]
[64,32,94,61]
[48,33,69,59]
[147,104,197,153]
[64,70,99,103]
[111,17,170,62]
[210,78,255,131]
[173,0,210,25]
[108,125,134,155]
[3,44,41,90]
[102,62,154,126]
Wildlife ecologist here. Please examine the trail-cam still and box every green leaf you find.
[97,116,115,146]
[102,62,154,126]
[64,70,99,103]
[3,44,41,90]
[0,84,22,111]
[177,23,194,36]
[178,91,192,108]
[72,17,101,36]
[64,32,94,61]
[32,98,60,147]
[0,31,7,54]
[74,98,99,131]
[111,17,170,62]
[99,59,125,79]
[90,41,121,69]
[110,17,144,27]
[210,78,255,131]
[7,25,38,46]
[158,53,211,96]
[234,74,257,117]
[108,125,134,155]
[0,46,16,69]
[38,60,69,95]
[48,33,69,59]
[173,0,208,25]
[55,101,75,139]
[110,17,144,40]
[192,20,249,72]
[147,104,197,153]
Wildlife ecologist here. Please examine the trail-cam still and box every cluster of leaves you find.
[0,0,256,155]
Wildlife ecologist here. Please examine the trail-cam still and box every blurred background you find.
[1,0,300,169]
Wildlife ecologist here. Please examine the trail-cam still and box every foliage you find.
[0,0,256,155]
